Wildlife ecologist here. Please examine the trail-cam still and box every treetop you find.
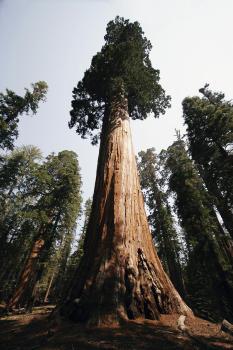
[69,16,170,144]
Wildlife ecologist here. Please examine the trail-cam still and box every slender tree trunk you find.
[210,210,233,264]
[153,191,186,298]
[195,164,233,262]
[215,200,233,240]
[60,95,192,326]
[44,271,55,303]
[162,234,186,298]
[201,171,233,239]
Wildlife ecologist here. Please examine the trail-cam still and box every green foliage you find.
[165,139,209,249]
[183,85,233,159]
[24,151,82,304]
[38,226,76,303]
[165,138,233,321]
[67,198,92,280]
[0,146,43,300]
[183,85,233,212]
[137,148,185,296]
[0,81,48,151]
[69,16,170,144]
[0,147,82,304]
[33,150,82,230]
[0,145,42,247]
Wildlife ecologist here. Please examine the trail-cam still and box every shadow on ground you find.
[0,307,233,350]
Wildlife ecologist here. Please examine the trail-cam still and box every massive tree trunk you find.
[61,95,192,326]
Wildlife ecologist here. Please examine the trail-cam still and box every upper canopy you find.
[69,16,170,144]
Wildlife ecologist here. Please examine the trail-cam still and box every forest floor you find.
[0,306,233,350]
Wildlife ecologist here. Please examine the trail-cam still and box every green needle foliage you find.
[137,148,185,297]
[23,151,82,300]
[66,198,92,284]
[69,16,170,144]
[36,152,83,303]
[0,146,42,252]
[0,148,82,306]
[165,138,233,322]
[183,85,233,237]
[0,146,42,300]
[0,81,48,151]
[34,150,82,231]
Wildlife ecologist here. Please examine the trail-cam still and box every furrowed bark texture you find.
[62,97,192,325]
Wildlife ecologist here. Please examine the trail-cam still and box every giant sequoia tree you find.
[60,17,191,326]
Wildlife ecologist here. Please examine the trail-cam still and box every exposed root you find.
[177,314,186,332]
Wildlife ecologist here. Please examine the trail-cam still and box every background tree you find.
[0,146,42,300]
[183,85,233,238]
[7,150,82,310]
[35,198,93,305]
[59,198,93,301]
[165,138,233,322]
[67,198,92,277]
[0,81,48,151]
[38,224,77,305]
[137,148,185,297]
[60,16,191,326]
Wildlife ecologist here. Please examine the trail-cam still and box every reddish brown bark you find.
[61,96,192,326]
[7,211,62,310]
[7,238,45,309]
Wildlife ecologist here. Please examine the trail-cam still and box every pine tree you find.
[183,85,233,238]
[59,17,191,326]
[0,146,42,300]
[62,198,93,299]
[68,198,92,273]
[165,138,233,321]
[7,150,82,310]
[41,226,76,304]
[0,82,48,151]
[40,198,92,305]
[137,148,185,297]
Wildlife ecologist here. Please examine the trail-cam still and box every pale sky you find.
[1,0,233,202]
